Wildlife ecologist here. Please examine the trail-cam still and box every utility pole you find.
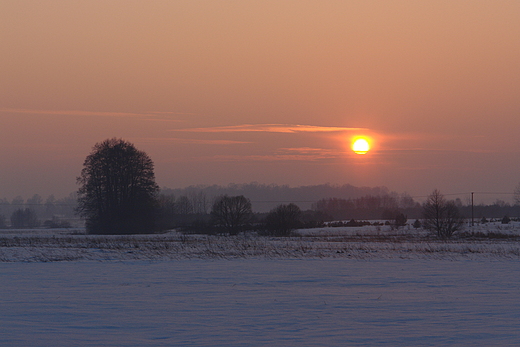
[471,192,474,227]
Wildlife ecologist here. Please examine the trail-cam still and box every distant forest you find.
[162,183,520,220]
[0,193,78,228]
[0,183,519,228]
[162,183,392,213]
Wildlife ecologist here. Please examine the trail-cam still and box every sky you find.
[1,0,520,204]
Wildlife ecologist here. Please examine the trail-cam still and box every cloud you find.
[0,108,190,121]
[278,147,330,153]
[174,124,366,133]
[184,147,341,163]
[276,147,340,157]
[131,137,252,145]
[382,148,497,154]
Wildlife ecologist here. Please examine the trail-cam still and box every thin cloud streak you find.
[278,147,336,154]
[0,108,191,120]
[174,124,367,134]
[382,148,498,154]
[159,146,345,165]
[181,147,343,163]
[197,154,340,162]
[276,147,342,158]
[132,137,252,145]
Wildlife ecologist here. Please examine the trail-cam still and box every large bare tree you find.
[211,195,252,235]
[422,189,464,238]
[77,138,159,234]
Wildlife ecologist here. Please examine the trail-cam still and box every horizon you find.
[0,182,516,210]
[2,1,520,204]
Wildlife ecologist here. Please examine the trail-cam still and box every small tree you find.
[211,195,252,235]
[394,213,407,228]
[76,138,159,234]
[422,189,464,239]
[265,203,302,236]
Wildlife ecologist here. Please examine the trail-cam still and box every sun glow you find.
[352,137,371,155]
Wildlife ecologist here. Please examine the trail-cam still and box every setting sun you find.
[352,138,371,155]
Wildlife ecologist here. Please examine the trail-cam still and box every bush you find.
[394,213,407,228]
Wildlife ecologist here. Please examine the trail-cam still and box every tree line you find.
[74,139,331,235]
[0,194,78,229]
[162,182,392,213]
[313,193,420,220]
[3,138,519,239]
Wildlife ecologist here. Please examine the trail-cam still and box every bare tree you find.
[514,182,520,205]
[423,189,464,239]
[264,203,302,236]
[76,138,159,234]
[211,195,252,235]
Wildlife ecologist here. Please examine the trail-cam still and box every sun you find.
[352,137,371,155]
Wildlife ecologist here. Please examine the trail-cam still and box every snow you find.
[2,260,520,346]
[1,225,520,262]
[1,225,520,345]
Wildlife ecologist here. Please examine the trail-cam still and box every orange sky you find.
[1,0,520,203]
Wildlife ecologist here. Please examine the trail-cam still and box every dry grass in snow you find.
[1,224,519,262]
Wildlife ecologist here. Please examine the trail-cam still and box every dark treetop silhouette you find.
[76,138,159,234]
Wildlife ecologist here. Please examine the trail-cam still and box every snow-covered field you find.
[1,223,520,262]
[1,225,520,346]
